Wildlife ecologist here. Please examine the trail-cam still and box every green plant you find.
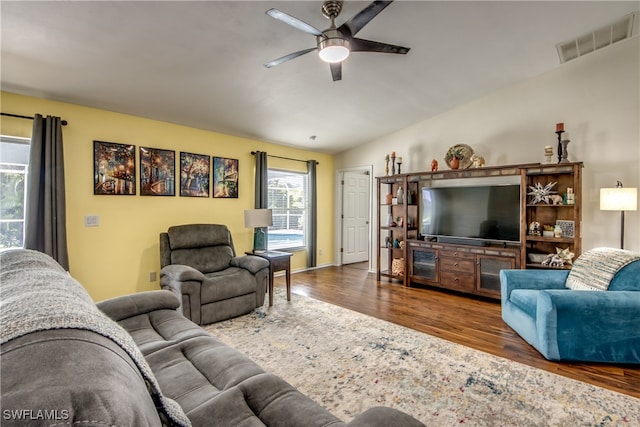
[445,146,465,161]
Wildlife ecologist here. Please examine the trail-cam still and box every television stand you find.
[407,240,520,300]
[437,236,486,247]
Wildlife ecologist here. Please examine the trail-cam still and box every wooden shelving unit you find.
[375,162,583,299]
[376,175,419,286]
[521,162,583,269]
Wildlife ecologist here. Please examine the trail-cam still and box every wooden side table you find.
[246,250,292,306]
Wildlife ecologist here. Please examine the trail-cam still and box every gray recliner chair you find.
[160,224,270,325]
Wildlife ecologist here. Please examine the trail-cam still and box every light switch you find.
[84,215,99,227]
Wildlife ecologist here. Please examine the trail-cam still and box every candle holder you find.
[397,159,403,174]
[544,145,553,163]
[390,153,396,175]
[384,155,390,176]
[555,131,564,163]
[560,139,570,163]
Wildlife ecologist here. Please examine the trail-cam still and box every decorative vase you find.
[396,186,404,204]
[450,157,460,170]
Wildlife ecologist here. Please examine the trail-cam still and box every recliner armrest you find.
[160,264,206,281]
[230,255,269,274]
[97,290,180,322]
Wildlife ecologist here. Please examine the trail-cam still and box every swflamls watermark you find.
[3,409,70,421]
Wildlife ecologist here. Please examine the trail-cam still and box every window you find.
[267,169,307,250]
[0,136,30,250]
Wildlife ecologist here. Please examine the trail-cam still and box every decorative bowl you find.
[528,253,547,264]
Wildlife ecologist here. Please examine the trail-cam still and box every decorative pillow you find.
[566,248,640,291]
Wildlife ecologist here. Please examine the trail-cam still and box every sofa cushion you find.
[117,308,211,355]
[168,224,233,249]
[171,246,234,274]
[566,248,640,291]
[202,267,259,303]
[509,289,540,320]
[186,373,345,427]
[144,335,265,414]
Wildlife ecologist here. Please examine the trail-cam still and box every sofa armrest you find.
[537,290,640,361]
[540,289,640,320]
[500,269,569,303]
[349,407,425,427]
[97,290,180,322]
[230,255,269,274]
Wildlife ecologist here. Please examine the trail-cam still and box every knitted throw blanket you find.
[566,247,640,291]
[0,249,191,427]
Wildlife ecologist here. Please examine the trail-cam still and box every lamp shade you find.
[244,209,273,228]
[600,187,638,211]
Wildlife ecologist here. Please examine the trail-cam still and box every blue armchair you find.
[500,250,640,364]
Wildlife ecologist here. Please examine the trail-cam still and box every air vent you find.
[556,12,638,63]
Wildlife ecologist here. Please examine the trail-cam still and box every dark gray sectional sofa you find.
[1,249,424,426]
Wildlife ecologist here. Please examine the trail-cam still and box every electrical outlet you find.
[149,271,157,282]
[319,249,323,256]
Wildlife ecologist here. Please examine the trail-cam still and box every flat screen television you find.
[420,183,521,245]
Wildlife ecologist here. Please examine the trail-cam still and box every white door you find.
[342,171,370,264]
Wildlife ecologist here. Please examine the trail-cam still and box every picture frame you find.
[213,157,239,198]
[179,152,210,197]
[93,140,136,195]
[555,220,575,238]
[140,147,175,196]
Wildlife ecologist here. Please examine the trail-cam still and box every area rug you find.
[205,289,639,426]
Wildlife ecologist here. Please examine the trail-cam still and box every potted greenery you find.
[445,146,465,169]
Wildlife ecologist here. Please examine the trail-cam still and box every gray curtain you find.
[254,151,268,209]
[25,114,69,270]
[306,160,317,268]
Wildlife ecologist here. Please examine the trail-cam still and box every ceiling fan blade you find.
[350,38,410,54]
[264,47,317,68]
[266,8,323,37]
[330,63,342,82]
[339,1,393,37]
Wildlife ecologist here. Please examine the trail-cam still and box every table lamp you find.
[600,181,637,249]
[244,209,272,253]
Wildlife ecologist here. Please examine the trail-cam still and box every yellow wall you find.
[1,92,335,301]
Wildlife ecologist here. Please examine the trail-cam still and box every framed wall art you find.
[93,140,136,195]
[180,152,210,197]
[555,220,575,238]
[140,147,175,196]
[213,157,238,198]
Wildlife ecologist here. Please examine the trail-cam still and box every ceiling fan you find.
[264,0,410,81]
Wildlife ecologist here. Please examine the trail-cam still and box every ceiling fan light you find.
[318,38,350,63]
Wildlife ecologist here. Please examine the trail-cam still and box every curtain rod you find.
[1,112,68,126]
[251,151,318,165]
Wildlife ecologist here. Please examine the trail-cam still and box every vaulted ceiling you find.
[1,1,637,154]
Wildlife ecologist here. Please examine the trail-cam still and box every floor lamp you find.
[600,181,637,249]
[244,209,273,253]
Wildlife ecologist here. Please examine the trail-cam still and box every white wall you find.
[336,37,640,264]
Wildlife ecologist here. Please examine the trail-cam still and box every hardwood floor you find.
[273,262,640,399]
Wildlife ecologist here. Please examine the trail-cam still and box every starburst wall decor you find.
[527,181,557,204]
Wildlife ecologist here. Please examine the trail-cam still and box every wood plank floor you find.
[273,262,640,399]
